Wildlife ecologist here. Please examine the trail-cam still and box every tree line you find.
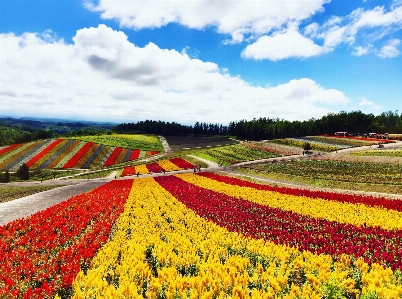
[114,110,402,140]
[1,110,401,146]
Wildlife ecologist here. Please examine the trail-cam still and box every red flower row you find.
[169,157,196,169]
[62,142,94,169]
[26,139,64,168]
[129,149,141,160]
[122,166,136,176]
[197,172,402,212]
[155,175,402,271]
[0,143,22,156]
[146,162,164,173]
[0,179,133,298]
[104,147,123,167]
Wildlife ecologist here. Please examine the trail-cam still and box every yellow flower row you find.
[157,159,182,172]
[71,177,402,298]
[175,173,402,231]
[133,163,149,174]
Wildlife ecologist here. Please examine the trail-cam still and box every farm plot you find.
[267,138,342,152]
[244,142,301,156]
[196,144,281,165]
[121,158,196,176]
[0,138,159,171]
[164,136,238,151]
[74,134,163,151]
[302,136,382,148]
[237,159,402,195]
[351,149,402,157]
[3,173,401,298]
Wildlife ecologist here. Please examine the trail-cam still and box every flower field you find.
[240,159,402,188]
[75,134,163,151]
[243,142,301,156]
[2,173,402,298]
[198,144,280,165]
[267,137,396,153]
[350,149,402,158]
[303,136,384,148]
[121,158,195,176]
[0,139,159,170]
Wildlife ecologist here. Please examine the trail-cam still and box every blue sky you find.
[0,0,401,125]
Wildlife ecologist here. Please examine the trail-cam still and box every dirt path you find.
[0,180,106,226]
[188,155,221,168]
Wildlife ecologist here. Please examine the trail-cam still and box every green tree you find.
[16,163,29,180]
[4,170,10,183]
[303,142,312,154]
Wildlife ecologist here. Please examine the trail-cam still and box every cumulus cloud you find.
[84,0,328,43]
[82,0,402,61]
[241,25,325,60]
[0,25,350,123]
[358,98,381,109]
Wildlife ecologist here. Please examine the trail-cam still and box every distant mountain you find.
[0,116,118,145]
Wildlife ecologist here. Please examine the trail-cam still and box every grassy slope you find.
[0,185,61,204]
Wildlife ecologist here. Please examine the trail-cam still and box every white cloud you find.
[85,0,329,43]
[314,4,402,55]
[358,98,381,109]
[0,25,350,123]
[241,26,325,60]
[352,45,371,56]
[378,38,400,57]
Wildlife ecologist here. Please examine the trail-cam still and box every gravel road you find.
[0,181,105,226]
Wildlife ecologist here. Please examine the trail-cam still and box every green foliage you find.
[0,185,60,204]
[199,144,280,165]
[229,110,402,140]
[73,134,163,151]
[16,163,29,180]
[303,142,312,152]
[239,159,402,194]
[70,170,114,179]
[0,170,10,183]
[268,138,340,152]
[351,149,402,157]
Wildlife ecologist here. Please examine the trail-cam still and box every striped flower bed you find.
[25,140,64,169]
[0,180,133,298]
[121,158,196,176]
[62,142,95,169]
[2,174,402,298]
[1,140,50,171]
[0,139,160,171]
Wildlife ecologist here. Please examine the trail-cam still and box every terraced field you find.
[0,136,160,171]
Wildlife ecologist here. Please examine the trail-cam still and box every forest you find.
[115,110,402,140]
[1,110,401,146]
